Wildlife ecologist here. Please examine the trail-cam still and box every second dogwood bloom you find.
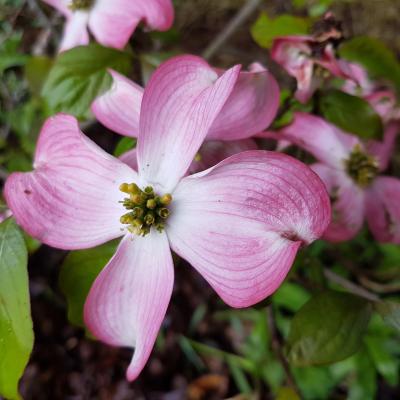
[5,56,330,381]
[261,112,400,243]
[42,0,174,51]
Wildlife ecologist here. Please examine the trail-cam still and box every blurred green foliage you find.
[0,218,33,400]
[251,13,310,49]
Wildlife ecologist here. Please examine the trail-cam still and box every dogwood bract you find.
[91,62,280,172]
[260,112,400,243]
[271,35,370,103]
[5,56,330,381]
[42,0,173,51]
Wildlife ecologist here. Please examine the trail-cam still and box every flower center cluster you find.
[119,183,172,236]
[344,145,379,188]
[69,0,93,10]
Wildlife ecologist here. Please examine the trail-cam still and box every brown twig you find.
[202,0,261,61]
[357,275,400,294]
[323,269,379,302]
[266,306,301,397]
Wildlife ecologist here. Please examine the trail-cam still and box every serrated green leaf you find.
[251,13,310,49]
[318,89,383,139]
[373,301,400,332]
[339,37,400,92]
[287,290,372,366]
[0,218,34,400]
[42,44,132,120]
[59,240,118,328]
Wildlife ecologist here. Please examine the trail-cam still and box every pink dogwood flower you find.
[5,56,330,381]
[42,0,174,52]
[259,112,400,243]
[0,208,12,223]
[91,62,280,172]
[271,35,368,103]
[366,90,400,123]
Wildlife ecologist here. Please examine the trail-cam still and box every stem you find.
[357,275,400,294]
[323,269,379,302]
[202,0,261,60]
[266,306,301,397]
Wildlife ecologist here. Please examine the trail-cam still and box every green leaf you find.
[348,348,377,400]
[318,89,383,140]
[113,137,137,157]
[251,13,310,49]
[0,33,28,74]
[25,55,53,96]
[184,338,256,373]
[339,37,400,92]
[59,240,118,328]
[276,387,300,400]
[287,290,372,366]
[364,335,399,386]
[0,218,34,400]
[7,98,44,155]
[42,44,132,120]
[373,301,400,332]
[272,282,311,312]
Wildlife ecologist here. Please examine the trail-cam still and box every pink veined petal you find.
[137,55,241,192]
[91,70,144,137]
[59,11,90,52]
[206,64,280,140]
[168,150,330,307]
[367,121,399,172]
[315,45,356,80]
[89,0,174,49]
[119,148,138,171]
[258,112,360,169]
[341,62,374,96]
[366,90,398,122]
[188,139,258,174]
[41,0,72,17]
[0,209,12,224]
[311,163,365,242]
[365,176,400,244]
[84,231,174,381]
[4,114,137,250]
[271,36,315,103]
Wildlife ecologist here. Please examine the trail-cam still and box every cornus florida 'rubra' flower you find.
[91,62,280,172]
[366,90,400,123]
[260,112,400,243]
[42,0,173,52]
[271,35,368,103]
[0,208,12,223]
[5,56,330,381]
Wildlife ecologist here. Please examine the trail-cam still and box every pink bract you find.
[259,112,400,243]
[91,61,280,172]
[271,35,371,103]
[5,56,331,381]
[42,0,174,51]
